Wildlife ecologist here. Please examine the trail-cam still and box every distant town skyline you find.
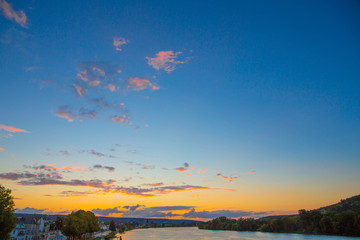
[0,0,359,220]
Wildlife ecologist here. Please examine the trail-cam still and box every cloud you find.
[113,37,129,52]
[59,150,70,157]
[24,165,59,171]
[60,190,98,197]
[76,62,122,87]
[141,164,155,170]
[248,170,256,174]
[111,115,130,124]
[73,84,87,97]
[0,124,29,133]
[124,161,155,170]
[63,166,85,171]
[24,66,37,72]
[104,83,116,92]
[55,106,97,122]
[0,0,27,27]
[0,147,4,151]
[18,178,116,188]
[90,98,125,111]
[217,173,237,183]
[0,172,38,180]
[146,51,189,73]
[92,206,123,216]
[92,164,115,172]
[175,162,190,172]
[121,205,194,218]
[198,169,206,174]
[15,207,48,214]
[80,150,117,159]
[123,204,143,212]
[141,182,164,187]
[126,77,159,91]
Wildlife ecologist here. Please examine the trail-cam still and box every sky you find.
[0,0,360,220]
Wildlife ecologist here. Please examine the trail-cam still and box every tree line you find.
[198,209,360,237]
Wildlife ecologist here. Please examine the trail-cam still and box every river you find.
[112,227,360,240]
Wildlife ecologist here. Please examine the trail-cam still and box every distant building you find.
[11,216,51,240]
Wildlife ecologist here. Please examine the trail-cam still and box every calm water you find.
[116,227,360,240]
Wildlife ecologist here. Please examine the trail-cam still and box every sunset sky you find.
[1,0,359,220]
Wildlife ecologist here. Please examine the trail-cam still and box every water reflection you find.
[120,227,360,240]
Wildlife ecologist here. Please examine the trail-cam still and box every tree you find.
[62,210,99,239]
[109,219,116,232]
[0,185,16,239]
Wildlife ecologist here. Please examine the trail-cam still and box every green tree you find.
[62,210,99,239]
[0,185,16,240]
[109,219,116,232]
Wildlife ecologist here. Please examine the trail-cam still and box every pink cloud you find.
[63,166,85,171]
[0,147,4,152]
[113,37,129,51]
[0,124,29,133]
[111,115,130,124]
[73,84,87,97]
[88,80,101,86]
[0,0,27,27]
[77,70,88,82]
[248,170,256,174]
[55,110,75,122]
[146,51,188,73]
[198,169,206,174]
[91,67,105,76]
[127,77,159,91]
[105,84,116,92]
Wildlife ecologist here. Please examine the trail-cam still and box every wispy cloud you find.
[63,166,85,171]
[126,77,159,91]
[198,169,206,174]
[123,204,143,212]
[111,115,130,124]
[15,207,48,214]
[217,173,237,183]
[124,161,155,170]
[80,150,117,159]
[0,147,4,151]
[92,164,115,172]
[146,51,189,73]
[141,182,164,187]
[55,106,97,122]
[113,37,129,52]
[0,0,27,27]
[248,170,256,174]
[73,84,87,97]
[175,162,190,172]
[59,150,70,157]
[24,66,37,72]
[92,206,123,216]
[0,124,29,133]
[24,164,59,171]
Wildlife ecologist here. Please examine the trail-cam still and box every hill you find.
[14,213,201,225]
[318,194,360,214]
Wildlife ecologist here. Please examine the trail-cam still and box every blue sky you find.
[0,0,359,219]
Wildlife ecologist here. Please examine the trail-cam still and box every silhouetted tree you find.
[0,185,16,240]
